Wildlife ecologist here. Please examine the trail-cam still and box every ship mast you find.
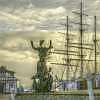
[80,0,83,75]
[72,0,87,77]
[66,16,70,81]
[94,16,97,74]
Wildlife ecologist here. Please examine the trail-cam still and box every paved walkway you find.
[0,95,10,100]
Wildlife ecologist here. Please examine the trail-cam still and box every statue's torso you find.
[38,47,49,59]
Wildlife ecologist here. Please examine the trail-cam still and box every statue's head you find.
[49,67,52,72]
[39,40,44,47]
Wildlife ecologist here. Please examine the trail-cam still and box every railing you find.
[15,90,100,100]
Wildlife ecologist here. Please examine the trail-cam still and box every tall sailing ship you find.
[49,0,100,91]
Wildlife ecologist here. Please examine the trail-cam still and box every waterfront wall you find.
[15,92,100,100]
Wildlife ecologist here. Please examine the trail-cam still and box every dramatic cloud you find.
[0,0,100,87]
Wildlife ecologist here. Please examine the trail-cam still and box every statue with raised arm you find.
[30,40,53,61]
[30,40,53,92]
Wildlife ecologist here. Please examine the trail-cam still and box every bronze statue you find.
[30,40,53,92]
[30,40,53,61]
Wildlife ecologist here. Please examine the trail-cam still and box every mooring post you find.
[87,75,94,100]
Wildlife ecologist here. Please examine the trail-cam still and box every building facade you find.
[0,66,17,94]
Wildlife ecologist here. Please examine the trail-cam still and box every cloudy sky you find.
[0,0,100,87]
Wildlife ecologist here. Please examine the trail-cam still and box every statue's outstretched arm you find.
[49,40,53,49]
[30,40,37,50]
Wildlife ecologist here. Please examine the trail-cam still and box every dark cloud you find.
[0,0,66,9]
[0,0,98,13]
[30,0,66,8]
[0,0,30,9]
